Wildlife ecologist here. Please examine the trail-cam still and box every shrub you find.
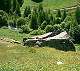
[55,17,61,24]
[75,6,80,24]
[17,0,24,7]
[24,6,31,17]
[15,1,21,16]
[62,9,67,21]
[8,20,16,28]
[40,21,47,30]
[69,24,80,43]
[30,29,45,35]
[21,25,32,34]
[53,24,61,31]
[45,25,54,33]
[0,10,8,27]
[56,9,61,18]
[30,13,38,30]
[17,17,27,28]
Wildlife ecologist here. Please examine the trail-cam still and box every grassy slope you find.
[0,28,31,41]
[0,41,80,71]
[0,28,80,70]
[21,0,77,14]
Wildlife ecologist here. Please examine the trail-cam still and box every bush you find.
[17,17,27,28]
[55,17,61,24]
[45,24,62,33]
[30,13,38,30]
[40,21,47,30]
[75,6,80,24]
[8,20,16,28]
[17,0,24,7]
[30,29,45,35]
[69,24,80,43]
[0,10,8,27]
[45,25,54,33]
[53,24,61,30]
[24,6,31,17]
[21,25,32,34]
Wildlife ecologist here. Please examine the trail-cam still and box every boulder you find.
[23,31,75,51]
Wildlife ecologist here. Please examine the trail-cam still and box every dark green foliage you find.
[53,24,61,31]
[56,9,61,18]
[24,6,31,17]
[10,0,21,16]
[17,17,27,28]
[55,9,62,24]
[41,21,47,30]
[49,14,55,25]
[17,0,24,7]
[0,10,8,27]
[11,0,17,12]
[45,25,54,33]
[30,12,38,30]
[69,19,80,43]
[21,25,32,34]
[0,0,11,13]
[8,20,15,28]
[15,1,21,16]
[31,0,43,3]
[75,6,80,24]
[55,17,61,24]
[62,9,67,21]
[37,4,45,26]
[30,29,45,35]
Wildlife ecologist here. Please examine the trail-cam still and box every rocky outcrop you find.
[23,31,75,51]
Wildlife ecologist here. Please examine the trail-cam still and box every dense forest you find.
[0,0,80,43]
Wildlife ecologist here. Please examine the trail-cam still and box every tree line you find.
[0,0,80,43]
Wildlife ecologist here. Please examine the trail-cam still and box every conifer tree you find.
[56,9,61,18]
[30,11,38,30]
[17,0,24,7]
[24,6,31,17]
[62,9,67,21]
[75,6,80,24]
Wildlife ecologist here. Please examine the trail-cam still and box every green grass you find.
[0,41,80,71]
[0,29,80,71]
[21,0,77,14]
[0,28,30,41]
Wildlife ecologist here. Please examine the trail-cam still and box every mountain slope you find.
[21,0,77,14]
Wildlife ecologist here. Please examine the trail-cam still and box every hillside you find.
[21,0,77,13]
[0,38,80,71]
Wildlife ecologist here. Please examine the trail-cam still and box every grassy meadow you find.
[21,0,77,13]
[0,0,80,70]
[0,40,80,71]
[0,28,31,42]
[0,28,80,71]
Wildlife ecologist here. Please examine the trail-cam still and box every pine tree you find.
[24,6,31,17]
[0,0,11,13]
[15,1,21,16]
[62,9,67,21]
[17,0,24,7]
[30,11,38,30]
[56,9,61,18]
[75,6,80,24]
